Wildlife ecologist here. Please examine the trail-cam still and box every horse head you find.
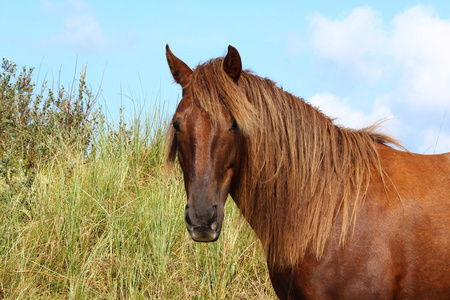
[166,45,244,242]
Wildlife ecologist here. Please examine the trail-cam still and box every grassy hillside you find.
[0,61,276,299]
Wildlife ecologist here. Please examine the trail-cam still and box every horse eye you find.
[172,121,181,132]
[230,120,239,132]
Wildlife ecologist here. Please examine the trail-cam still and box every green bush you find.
[0,59,99,199]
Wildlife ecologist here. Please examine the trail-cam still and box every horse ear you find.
[223,45,242,82]
[166,44,193,87]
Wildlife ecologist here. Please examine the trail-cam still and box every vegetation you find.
[0,61,275,299]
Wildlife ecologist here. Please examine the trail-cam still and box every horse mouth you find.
[187,226,221,242]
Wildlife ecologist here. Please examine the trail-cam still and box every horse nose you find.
[184,204,217,227]
[184,203,220,242]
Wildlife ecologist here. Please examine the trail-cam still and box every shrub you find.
[0,59,99,199]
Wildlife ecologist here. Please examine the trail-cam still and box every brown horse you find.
[165,44,450,299]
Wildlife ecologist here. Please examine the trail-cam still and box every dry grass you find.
[0,99,275,299]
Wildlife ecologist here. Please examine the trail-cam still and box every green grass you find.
[0,105,276,299]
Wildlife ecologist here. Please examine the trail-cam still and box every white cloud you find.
[310,7,388,81]
[309,92,397,131]
[390,5,450,109]
[50,14,109,52]
[421,127,450,154]
[294,4,450,154]
[308,4,450,111]
[42,0,135,53]
[42,0,88,12]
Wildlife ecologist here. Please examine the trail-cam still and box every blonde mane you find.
[166,57,400,268]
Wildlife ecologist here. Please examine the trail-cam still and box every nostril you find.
[212,204,218,219]
[185,211,193,227]
[209,205,218,226]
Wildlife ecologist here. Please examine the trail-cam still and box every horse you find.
[165,44,450,299]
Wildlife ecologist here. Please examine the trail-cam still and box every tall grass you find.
[0,62,275,299]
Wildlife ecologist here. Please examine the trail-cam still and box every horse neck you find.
[229,78,379,268]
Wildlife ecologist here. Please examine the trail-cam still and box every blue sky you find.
[1,0,449,153]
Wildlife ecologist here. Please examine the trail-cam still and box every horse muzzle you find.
[185,203,222,242]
